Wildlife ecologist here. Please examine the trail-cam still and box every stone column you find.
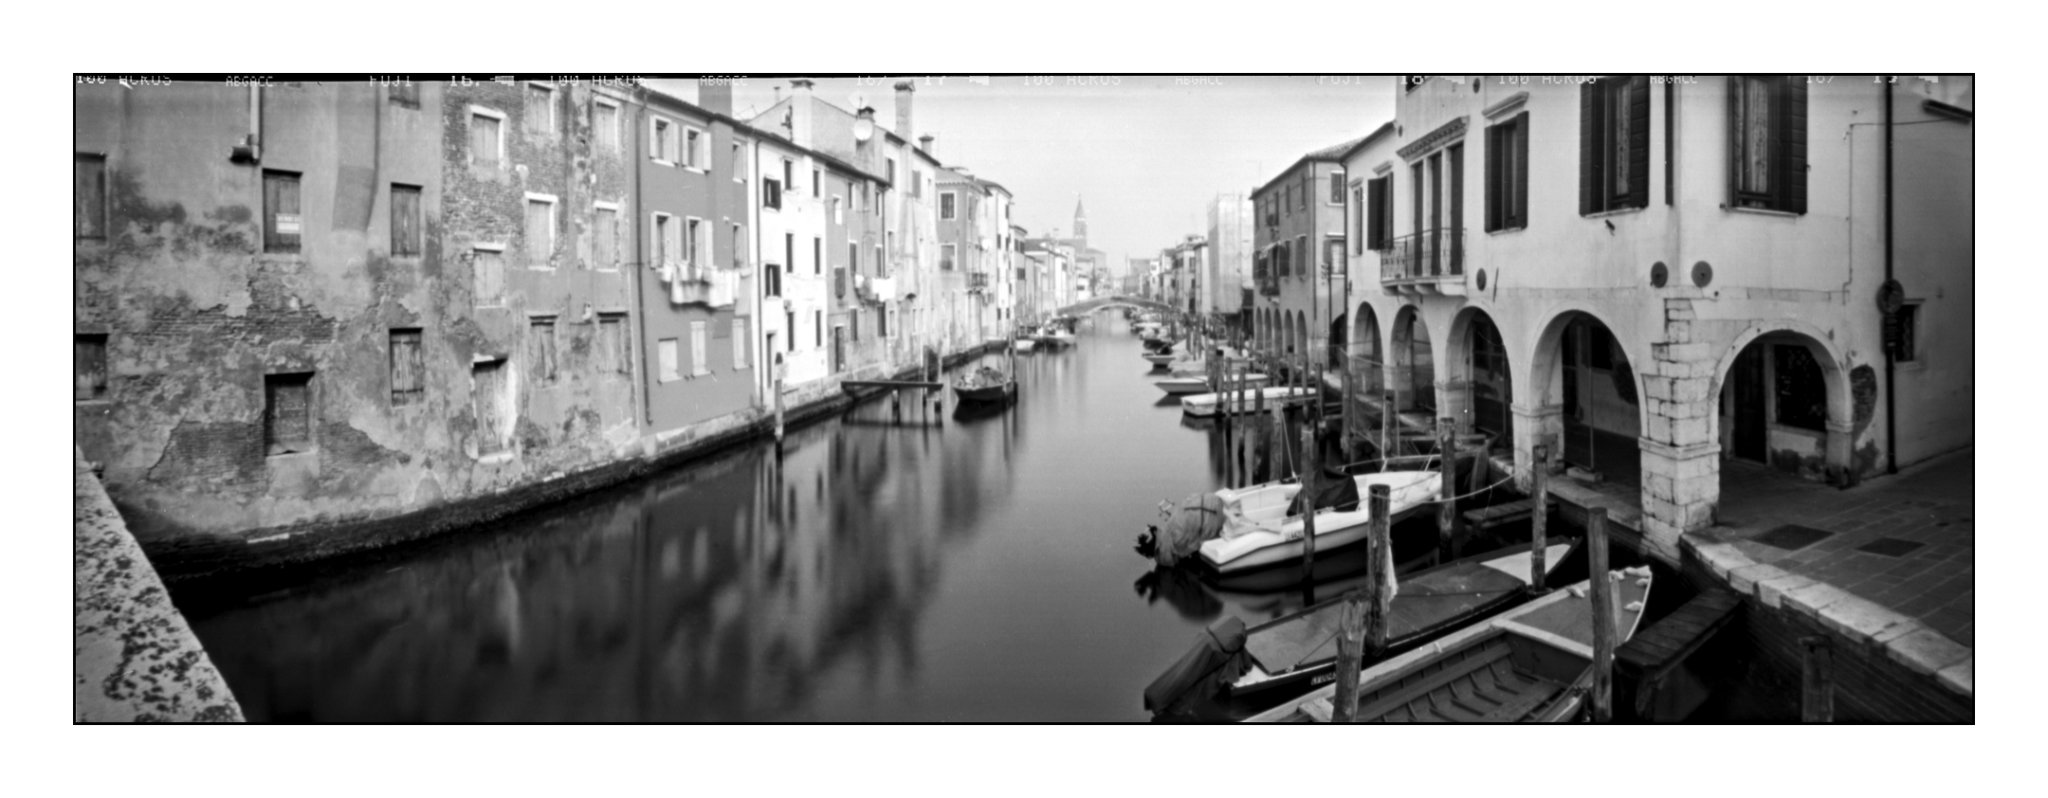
[1439,377,1474,436]
[1511,403,1563,491]
[1638,298,1720,563]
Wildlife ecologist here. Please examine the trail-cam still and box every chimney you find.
[920,133,936,156]
[698,79,733,116]
[789,79,815,148]
[895,80,916,144]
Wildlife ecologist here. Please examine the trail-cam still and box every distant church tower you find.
[1072,196,1088,247]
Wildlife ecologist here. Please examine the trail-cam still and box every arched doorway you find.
[1391,305,1435,413]
[1294,311,1310,370]
[1714,331,1851,482]
[1450,308,1513,450]
[1532,311,1640,486]
[1328,312,1348,371]
[1351,303,1383,397]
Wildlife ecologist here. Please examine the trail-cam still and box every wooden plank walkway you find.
[840,379,943,392]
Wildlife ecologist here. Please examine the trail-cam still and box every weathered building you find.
[1206,193,1255,328]
[1251,133,1368,372]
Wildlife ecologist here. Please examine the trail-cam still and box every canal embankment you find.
[74,445,242,722]
[146,342,1003,584]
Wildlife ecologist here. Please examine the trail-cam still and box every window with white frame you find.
[940,191,957,220]
[686,217,704,272]
[593,201,619,270]
[525,193,557,268]
[652,213,673,267]
[732,317,749,370]
[690,321,709,376]
[941,242,957,271]
[811,168,821,198]
[684,127,707,170]
[658,338,680,382]
[732,142,745,182]
[525,82,556,137]
[651,117,678,163]
[469,106,506,167]
[593,97,620,154]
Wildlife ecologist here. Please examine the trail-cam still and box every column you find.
[1510,402,1563,491]
[1638,298,1719,563]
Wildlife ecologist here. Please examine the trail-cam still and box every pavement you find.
[74,447,243,722]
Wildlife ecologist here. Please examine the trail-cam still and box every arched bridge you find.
[1057,295,1178,316]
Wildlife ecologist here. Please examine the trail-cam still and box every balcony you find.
[1380,228,1467,295]
[968,272,990,293]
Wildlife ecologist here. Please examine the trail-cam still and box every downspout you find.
[633,98,654,430]
[1883,81,1898,475]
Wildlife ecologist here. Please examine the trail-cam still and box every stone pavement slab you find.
[74,447,242,722]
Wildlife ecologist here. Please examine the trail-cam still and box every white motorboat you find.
[1013,338,1037,353]
[1179,386,1317,417]
[1154,377,1214,396]
[1197,470,1442,575]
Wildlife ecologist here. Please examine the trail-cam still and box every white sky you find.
[652,76,1397,273]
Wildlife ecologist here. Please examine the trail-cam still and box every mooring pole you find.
[1801,636,1835,723]
[1331,589,1368,723]
[1341,353,1355,465]
[1530,444,1551,593]
[774,372,786,445]
[1437,416,1457,563]
[1366,483,1392,654]
[1587,507,1615,724]
[1299,425,1318,587]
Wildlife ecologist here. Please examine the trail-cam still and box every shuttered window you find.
[685,128,705,169]
[389,329,424,405]
[473,246,505,306]
[1728,76,1808,214]
[391,184,422,257]
[263,170,302,253]
[598,315,629,374]
[74,334,108,401]
[941,243,956,271]
[1352,186,1365,254]
[764,178,783,210]
[525,196,555,267]
[732,317,749,370]
[594,205,618,270]
[658,338,680,382]
[1485,113,1530,232]
[879,306,890,338]
[74,155,106,240]
[525,83,555,137]
[1580,76,1650,215]
[815,310,824,349]
[529,317,557,383]
[1366,176,1392,251]
[264,372,314,455]
[1329,172,1345,205]
[594,100,620,153]
[652,118,675,162]
[471,111,503,167]
[472,360,509,455]
[690,321,709,376]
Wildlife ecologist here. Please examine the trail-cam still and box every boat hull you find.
[1181,387,1317,417]
[1155,378,1213,396]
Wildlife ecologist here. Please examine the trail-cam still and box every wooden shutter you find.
[391,185,420,257]
[474,361,507,454]
[265,374,313,454]
[1580,84,1599,216]
[1513,113,1530,228]
[74,335,108,400]
[264,171,301,252]
[1626,76,1651,209]
[74,156,106,239]
[1726,77,1741,211]
[732,318,748,370]
[526,201,551,265]
[389,330,423,404]
[1781,76,1808,215]
[1485,125,1501,233]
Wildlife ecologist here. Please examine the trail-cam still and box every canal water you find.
[176,318,1343,722]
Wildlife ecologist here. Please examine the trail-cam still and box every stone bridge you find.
[1056,295,1178,316]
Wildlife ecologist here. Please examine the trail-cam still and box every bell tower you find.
[1072,196,1088,247]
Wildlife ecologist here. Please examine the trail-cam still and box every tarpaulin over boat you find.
[1143,616,1249,715]
[1287,467,1360,516]
[1154,492,1227,568]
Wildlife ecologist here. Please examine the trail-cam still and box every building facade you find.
[1251,134,1362,372]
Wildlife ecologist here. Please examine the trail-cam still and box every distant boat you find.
[952,366,1016,404]
[1013,338,1037,353]
[1143,352,1179,367]
[1154,377,1215,396]
[1180,386,1317,417]
[1244,567,1654,723]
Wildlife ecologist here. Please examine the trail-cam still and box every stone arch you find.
[1390,304,1435,413]
[1329,311,1348,371]
[1294,310,1309,366]
[1448,306,1513,446]
[1529,308,1644,484]
[1708,322,1856,481]
[1350,301,1384,396]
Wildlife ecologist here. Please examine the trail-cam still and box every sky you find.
[651,76,1397,275]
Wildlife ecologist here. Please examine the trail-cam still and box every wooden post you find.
[1331,589,1368,723]
[1380,388,1392,467]
[1299,426,1318,587]
[1801,636,1835,723]
[1587,507,1615,724]
[774,373,786,444]
[1437,416,1457,563]
[1366,483,1392,654]
[1530,444,1551,593]
[1341,353,1355,465]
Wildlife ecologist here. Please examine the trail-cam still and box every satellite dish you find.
[848,92,869,110]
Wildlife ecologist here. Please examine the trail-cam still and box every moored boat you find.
[1154,377,1214,396]
[1180,386,1317,417]
[952,366,1016,404]
[1198,470,1441,575]
[1013,338,1037,353]
[1244,567,1654,723]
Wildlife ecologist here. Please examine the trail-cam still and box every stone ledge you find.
[1886,628,1972,677]
[1782,582,1856,622]
[1690,541,1755,581]
[1816,594,1916,644]
[1756,572,1820,610]
[1936,657,1973,697]
[1727,562,1791,597]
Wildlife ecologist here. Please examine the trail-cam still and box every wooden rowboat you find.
[1245,567,1654,723]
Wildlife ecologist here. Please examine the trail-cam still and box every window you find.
[732,317,749,370]
[730,223,743,270]
[685,127,706,169]
[74,154,106,239]
[1581,75,1649,215]
[598,314,629,374]
[529,317,557,383]
[764,177,783,210]
[1324,237,1344,274]
[391,184,422,257]
[785,233,795,275]
[816,236,824,275]
[658,338,680,382]
[812,168,821,198]
[1367,175,1392,250]
[262,170,302,253]
[879,306,890,338]
[652,213,673,266]
[1894,303,1920,363]
[74,334,108,401]
[815,310,823,349]
[941,243,957,271]
[875,245,884,278]
[525,194,557,267]
[1729,76,1809,214]
[1774,344,1826,432]
[1329,172,1345,205]
[1352,185,1365,253]
[594,203,619,270]
[850,309,860,341]
[683,217,703,270]
[733,143,745,182]
[847,241,858,277]
[1486,113,1530,232]
[473,244,505,305]
[940,192,957,220]
[651,117,677,162]
[264,372,314,455]
[388,83,420,108]
[524,82,555,137]
[888,157,898,186]
[690,321,709,376]
[472,359,510,456]
[470,107,505,167]
[1294,236,1307,277]
[786,310,796,351]
[832,196,843,224]
[593,98,620,154]
[389,329,424,405]
[783,159,795,193]
[911,168,923,198]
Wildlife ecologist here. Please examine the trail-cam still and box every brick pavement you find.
[1709,448,1975,647]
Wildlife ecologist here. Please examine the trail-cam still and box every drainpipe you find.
[633,99,653,430]
[1883,81,1898,475]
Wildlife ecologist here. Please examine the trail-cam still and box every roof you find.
[1335,121,1398,163]
[641,86,889,185]
[1253,132,1370,198]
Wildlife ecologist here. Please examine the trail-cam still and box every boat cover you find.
[1155,492,1227,567]
[1143,616,1250,714]
[1286,467,1360,516]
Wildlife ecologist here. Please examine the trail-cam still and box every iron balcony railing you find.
[1380,227,1465,282]
[967,272,989,292]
